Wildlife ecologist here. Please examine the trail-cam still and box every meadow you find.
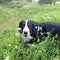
[0,5,15,24]
[0,3,60,60]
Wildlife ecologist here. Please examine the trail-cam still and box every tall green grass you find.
[18,4,60,23]
[0,5,15,24]
[0,4,60,60]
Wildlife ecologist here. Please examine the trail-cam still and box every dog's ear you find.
[18,20,23,33]
[18,28,22,33]
[19,20,23,28]
[31,22,38,37]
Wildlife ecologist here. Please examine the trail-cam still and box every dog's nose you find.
[24,31,28,35]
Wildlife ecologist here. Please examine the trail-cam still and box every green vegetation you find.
[0,3,60,60]
[0,5,15,24]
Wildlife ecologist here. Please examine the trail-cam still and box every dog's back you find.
[38,22,60,36]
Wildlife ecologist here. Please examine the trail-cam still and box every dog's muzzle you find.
[24,31,28,37]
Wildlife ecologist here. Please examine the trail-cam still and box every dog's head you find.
[18,19,38,43]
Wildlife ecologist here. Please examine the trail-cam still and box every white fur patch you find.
[39,27,42,31]
[37,38,40,42]
[38,26,42,31]
[21,34,33,43]
[35,26,42,31]
[35,27,38,29]
[18,28,22,31]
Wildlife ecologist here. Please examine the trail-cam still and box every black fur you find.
[39,22,60,37]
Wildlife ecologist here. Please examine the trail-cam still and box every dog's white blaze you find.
[23,20,30,36]
[22,20,33,42]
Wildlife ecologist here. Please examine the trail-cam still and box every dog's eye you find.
[23,23,25,26]
[28,24,30,27]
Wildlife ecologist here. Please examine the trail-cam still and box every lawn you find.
[0,3,60,60]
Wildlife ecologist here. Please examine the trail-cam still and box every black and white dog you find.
[18,19,41,44]
[18,19,60,44]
